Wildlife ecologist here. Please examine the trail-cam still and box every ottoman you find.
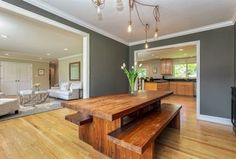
[0,98,19,116]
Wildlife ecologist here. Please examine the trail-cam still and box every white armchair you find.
[48,81,83,100]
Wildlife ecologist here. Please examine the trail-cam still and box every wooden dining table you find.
[62,90,174,158]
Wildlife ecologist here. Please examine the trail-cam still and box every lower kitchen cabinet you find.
[144,82,169,91]
[144,82,157,91]
[169,81,194,96]
[145,81,194,96]
[157,82,169,91]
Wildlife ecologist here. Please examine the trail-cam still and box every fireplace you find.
[231,87,236,134]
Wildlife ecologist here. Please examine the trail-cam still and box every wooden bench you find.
[107,103,182,159]
[65,112,93,126]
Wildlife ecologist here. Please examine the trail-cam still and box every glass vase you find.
[129,77,137,95]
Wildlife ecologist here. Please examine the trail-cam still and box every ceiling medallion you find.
[91,0,160,48]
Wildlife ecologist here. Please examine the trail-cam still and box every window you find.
[187,63,197,78]
[174,63,197,78]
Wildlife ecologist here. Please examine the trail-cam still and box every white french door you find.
[17,63,32,91]
[0,61,32,95]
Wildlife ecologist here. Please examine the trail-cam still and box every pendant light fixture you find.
[127,0,134,33]
[129,1,160,48]
[144,24,149,49]
[91,0,160,48]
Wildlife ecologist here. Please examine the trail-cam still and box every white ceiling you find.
[24,0,236,44]
[0,7,83,62]
[137,45,196,61]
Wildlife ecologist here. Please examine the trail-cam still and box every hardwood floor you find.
[0,95,235,159]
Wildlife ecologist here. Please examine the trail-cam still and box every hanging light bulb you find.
[154,29,158,38]
[128,21,132,33]
[145,41,149,49]
[144,24,149,49]
[127,1,133,33]
[97,6,101,14]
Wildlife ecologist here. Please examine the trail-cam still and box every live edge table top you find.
[62,90,173,121]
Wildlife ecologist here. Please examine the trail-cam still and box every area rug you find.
[0,99,63,121]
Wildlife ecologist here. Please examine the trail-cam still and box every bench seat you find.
[65,112,92,126]
[107,103,182,155]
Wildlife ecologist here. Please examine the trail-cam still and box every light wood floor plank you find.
[0,95,235,159]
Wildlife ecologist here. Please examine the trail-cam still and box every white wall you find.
[58,55,83,82]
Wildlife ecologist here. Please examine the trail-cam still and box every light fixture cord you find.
[145,24,149,42]
[134,3,146,27]
[153,6,160,31]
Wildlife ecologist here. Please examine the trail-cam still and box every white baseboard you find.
[197,114,231,126]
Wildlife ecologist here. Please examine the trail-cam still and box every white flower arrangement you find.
[121,62,142,94]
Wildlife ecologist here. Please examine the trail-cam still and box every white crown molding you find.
[23,0,129,45]
[0,56,49,63]
[129,21,234,46]
[58,54,83,61]
[198,114,231,126]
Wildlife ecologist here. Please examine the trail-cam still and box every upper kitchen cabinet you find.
[160,59,173,75]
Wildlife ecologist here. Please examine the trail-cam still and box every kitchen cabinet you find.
[160,59,172,75]
[157,82,169,91]
[169,81,194,96]
[144,82,157,91]
[169,82,177,94]
[144,82,169,91]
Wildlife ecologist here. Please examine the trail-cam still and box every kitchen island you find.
[144,79,196,96]
[63,91,182,159]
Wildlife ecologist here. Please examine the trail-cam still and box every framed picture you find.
[38,69,45,76]
[69,62,80,81]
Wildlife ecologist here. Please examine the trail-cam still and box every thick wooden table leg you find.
[79,116,121,158]
[114,142,154,159]
[169,111,180,129]
[79,124,92,145]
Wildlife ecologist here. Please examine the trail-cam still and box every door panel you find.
[17,63,32,91]
[1,62,18,95]
[0,62,32,95]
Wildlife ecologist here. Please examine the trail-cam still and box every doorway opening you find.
[0,1,90,98]
[134,41,200,118]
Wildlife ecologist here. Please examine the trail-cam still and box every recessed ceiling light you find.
[39,57,43,60]
[179,49,184,51]
[47,53,51,56]
[64,48,68,51]
[4,53,9,56]
[1,34,8,39]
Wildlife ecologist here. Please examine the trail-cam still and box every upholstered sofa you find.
[48,81,82,100]
[0,98,19,116]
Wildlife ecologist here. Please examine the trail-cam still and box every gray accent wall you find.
[129,26,234,118]
[234,23,236,86]
[3,0,129,96]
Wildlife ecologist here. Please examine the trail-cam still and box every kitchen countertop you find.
[145,78,196,83]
